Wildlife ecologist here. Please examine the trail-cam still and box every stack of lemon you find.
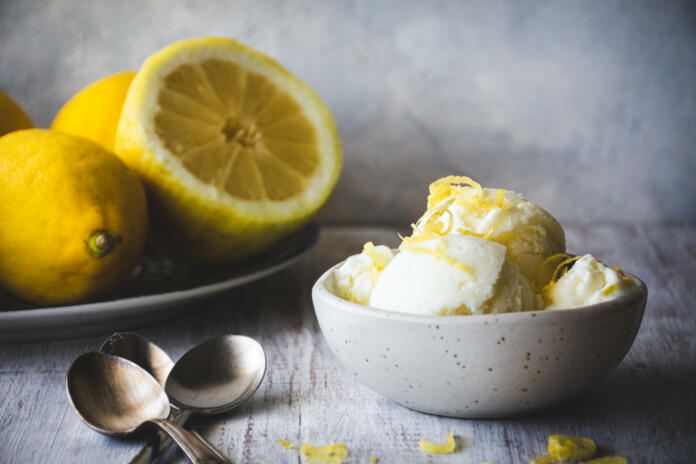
[0,37,341,305]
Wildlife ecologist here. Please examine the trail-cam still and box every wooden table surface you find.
[1,224,694,463]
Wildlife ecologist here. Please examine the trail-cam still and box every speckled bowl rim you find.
[312,257,648,325]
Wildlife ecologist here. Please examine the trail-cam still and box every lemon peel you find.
[530,433,626,463]
[278,438,296,449]
[0,90,33,137]
[300,441,349,463]
[0,129,147,304]
[419,431,456,454]
[399,234,473,275]
[363,242,389,270]
[547,435,597,460]
[51,71,135,151]
[426,176,482,209]
[538,255,581,298]
[601,283,619,297]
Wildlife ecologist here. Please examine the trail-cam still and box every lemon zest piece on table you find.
[300,441,349,463]
[419,431,456,454]
[370,458,379,463]
[278,438,296,449]
[547,435,597,460]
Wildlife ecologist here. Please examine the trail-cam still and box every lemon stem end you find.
[86,230,119,258]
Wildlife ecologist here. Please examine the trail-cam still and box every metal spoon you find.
[100,332,174,387]
[66,352,228,464]
[100,333,223,464]
[101,333,266,463]
[164,334,266,415]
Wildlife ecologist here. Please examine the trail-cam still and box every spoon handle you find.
[129,408,191,464]
[149,418,231,464]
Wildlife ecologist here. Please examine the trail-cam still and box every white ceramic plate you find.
[0,222,319,343]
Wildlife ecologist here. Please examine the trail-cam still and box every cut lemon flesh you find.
[154,58,318,201]
[116,37,341,264]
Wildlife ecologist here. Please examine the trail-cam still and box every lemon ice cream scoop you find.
[368,234,539,315]
[543,254,639,309]
[332,242,394,305]
[412,176,565,281]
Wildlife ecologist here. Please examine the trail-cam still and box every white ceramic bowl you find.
[312,261,647,418]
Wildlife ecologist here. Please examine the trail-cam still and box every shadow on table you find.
[508,362,696,456]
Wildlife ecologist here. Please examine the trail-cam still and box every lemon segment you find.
[51,71,136,151]
[154,58,316,201]
[116,37,341,264]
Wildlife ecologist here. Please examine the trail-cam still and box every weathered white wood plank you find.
[1,225,695,463]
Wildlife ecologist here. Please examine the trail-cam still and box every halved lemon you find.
[116,37,341,265]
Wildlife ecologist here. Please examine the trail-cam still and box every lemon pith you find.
[116,37,341,264]
[0,129,147,305]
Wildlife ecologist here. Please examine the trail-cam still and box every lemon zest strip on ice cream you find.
[419,431,456,454]
[427,176,482,208]
[363,242,389,270]
[400,233,473,275]
[602,283,619,297]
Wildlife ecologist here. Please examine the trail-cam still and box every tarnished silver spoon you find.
[100,332,222,464]
[101,333,266,463]
[66,352,228,464]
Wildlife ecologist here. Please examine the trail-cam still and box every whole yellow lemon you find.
[0,129,147,305]
[51,71,135,151]
[0,90,33,137]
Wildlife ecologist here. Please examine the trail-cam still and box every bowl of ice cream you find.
[311,176,648,418]
[313,263,646,418]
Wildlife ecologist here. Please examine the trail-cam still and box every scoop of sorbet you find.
[369,234,540,315]
[412,176,565,282]
[543,254,639,309]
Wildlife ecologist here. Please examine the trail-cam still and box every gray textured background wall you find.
[1,0,694,225]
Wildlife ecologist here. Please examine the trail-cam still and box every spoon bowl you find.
[165,335,266,414]
[67,351,229,463]
[66,352,170,435]
[100,332,174,387]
